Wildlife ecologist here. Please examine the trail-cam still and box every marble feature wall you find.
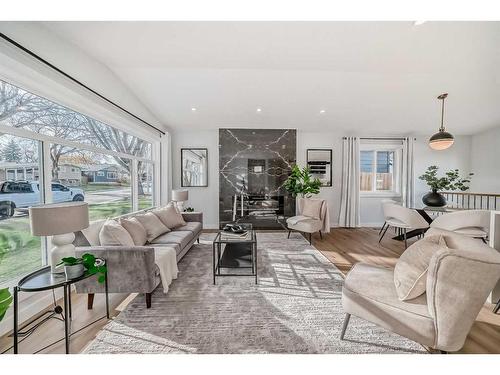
[219,129,297,229]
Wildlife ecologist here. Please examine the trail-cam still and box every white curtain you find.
[339,137,360,227]
[401,137,416,208]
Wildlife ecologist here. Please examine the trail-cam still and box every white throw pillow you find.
[119,217,148,246]
[153,203,186,229]
[302,199,323,219]
[134,212,170,242]
[99,219,135,246]
[394,235,448,301]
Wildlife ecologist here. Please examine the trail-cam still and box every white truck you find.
[0,181,85,217]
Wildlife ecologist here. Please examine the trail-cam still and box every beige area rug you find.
[83,232,427,354]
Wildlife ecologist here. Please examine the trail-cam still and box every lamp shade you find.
[429,131,455,150]
[172,189,189,202]
[29,202,89,236]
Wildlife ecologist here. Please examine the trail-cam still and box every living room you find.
[1,1,500,372]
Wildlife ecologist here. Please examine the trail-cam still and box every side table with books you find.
[212,223,257,285]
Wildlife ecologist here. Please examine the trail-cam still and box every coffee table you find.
[212,223,257,284]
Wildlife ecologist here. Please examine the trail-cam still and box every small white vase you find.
[64,264,84,279]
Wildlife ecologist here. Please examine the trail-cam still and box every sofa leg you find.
[197,237,200,244]
[340,313,351,340]
[287,230,291,239]
[439,350,448,354]
[319,230,323,240]
[146,293,152,309]
[87,293,94,310]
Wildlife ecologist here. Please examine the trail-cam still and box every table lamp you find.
[29,202,89,273]
[172,189,189,211]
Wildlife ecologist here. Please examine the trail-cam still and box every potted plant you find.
[284,165,322,198]
[58,253,107,283]
[419,166,473,207]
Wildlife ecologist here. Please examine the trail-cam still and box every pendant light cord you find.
[440,96,445,131]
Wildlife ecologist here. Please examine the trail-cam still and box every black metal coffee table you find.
[213,223,257,284]
[13,265,109,354]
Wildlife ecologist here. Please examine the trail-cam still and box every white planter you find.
[64,264,85,279]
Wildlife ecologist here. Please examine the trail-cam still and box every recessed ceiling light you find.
[319,109,326,114]
[414,21,426,26]
[191,107,197,112]
[256,108,262,112]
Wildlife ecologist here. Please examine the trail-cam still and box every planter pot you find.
[422,190,447,207]
[64,264,85,279]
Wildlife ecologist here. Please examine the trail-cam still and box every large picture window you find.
[0,79,159,286]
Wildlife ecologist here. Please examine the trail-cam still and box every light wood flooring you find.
[1,228,499,354]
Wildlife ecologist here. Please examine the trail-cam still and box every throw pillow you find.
[153,203,186,229]
[99,219,135,246]
[302,199,323,219]
[119,217,148,246]
[394,235,448,301]
[135,212,170,242]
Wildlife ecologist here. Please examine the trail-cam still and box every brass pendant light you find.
[429,93,454,150]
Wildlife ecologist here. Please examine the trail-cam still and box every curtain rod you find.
[0,32,166,136]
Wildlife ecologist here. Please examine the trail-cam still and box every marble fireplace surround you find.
[219,128,297,229]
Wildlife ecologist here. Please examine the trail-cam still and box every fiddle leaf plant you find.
[0,288,13,322]
[58,253,107,284]
[284,165,322,198]
[419,165,473,192]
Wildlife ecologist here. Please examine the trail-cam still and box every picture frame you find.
[306,149,332,187]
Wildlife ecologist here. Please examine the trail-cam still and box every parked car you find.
[0,181,85,217]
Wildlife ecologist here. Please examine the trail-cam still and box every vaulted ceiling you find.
[42,21,500,134]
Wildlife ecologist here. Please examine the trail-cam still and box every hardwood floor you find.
[312,227,500,354]
[1,227,498,354]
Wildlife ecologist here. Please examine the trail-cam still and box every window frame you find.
[359,143,402,198]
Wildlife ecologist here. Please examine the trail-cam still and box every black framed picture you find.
[307,149,332,187]
[181,148,208,187]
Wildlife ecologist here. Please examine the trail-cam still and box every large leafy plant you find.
[0,288,13,321]
[419,165,473,192]
[58,253,107,283]
[284,165,322,198]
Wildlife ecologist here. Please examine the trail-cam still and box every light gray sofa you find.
[74,211,203,308]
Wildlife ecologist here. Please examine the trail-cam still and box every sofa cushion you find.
[150,230,193,251]
[394,235,448,301]
[99,219,135,246]
[81,219,106,246]
[134,212,170,242]
[172,221,202,235]
[120,217,148,246]
[153,203,186,229]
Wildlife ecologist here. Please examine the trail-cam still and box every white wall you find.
[470,125,500,194]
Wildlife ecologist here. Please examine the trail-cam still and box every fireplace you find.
[219,129,296,230]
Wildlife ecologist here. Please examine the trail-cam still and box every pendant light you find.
[429,93,454,150]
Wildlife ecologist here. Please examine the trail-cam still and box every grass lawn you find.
[0,194,154,286]
[82,183,130,193]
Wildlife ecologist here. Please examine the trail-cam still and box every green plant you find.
[419,165,473,192]
[284,165,322,198]
[0,288,13,321]
[184,207,195,212]
[58,253,107,283]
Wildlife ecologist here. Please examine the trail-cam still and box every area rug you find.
[83,232,427,354]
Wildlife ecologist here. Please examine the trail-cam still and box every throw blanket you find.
[153,247,179,293]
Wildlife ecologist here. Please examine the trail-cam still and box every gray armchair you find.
[341,228,500,352]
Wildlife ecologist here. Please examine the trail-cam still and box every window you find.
[0,79,160,286]
[360,146,401,195]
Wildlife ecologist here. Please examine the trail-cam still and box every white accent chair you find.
[379,199,400,237]
[430,210,490,243]
[286,198,328,245]
[341,228,500,353]
[379,203,429,248]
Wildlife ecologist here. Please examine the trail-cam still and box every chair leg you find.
[404,228,408,249]
[87,293,94,310]
[146,293,152,309]
[494,299,500,314]
[481,237,487,244]
[197,237,200,243]
[379,225,390,243]
[309,232,312,245]
[287,229,291,239]
[319,230,323,240]
[340,313,351,340]
[379,222,386,235]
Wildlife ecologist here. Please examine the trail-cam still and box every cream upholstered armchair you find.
[341,228,500,353]
[430,209,490,242]
[379,203,430,248]
[286,198,329,245]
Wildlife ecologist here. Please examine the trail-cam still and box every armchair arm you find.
[74,246,157,294]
